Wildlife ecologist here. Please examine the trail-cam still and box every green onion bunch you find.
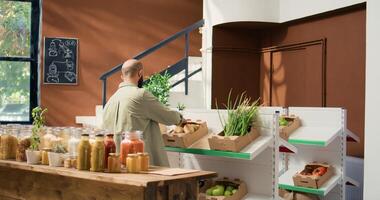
[216,90,259,136]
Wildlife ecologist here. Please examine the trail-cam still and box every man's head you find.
[121,59,144,87]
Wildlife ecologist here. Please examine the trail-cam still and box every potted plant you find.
[26,106,47,164]
[144,71,172,134]
[48,143,67,167]
[143,71,171,106]
[209,91,260,152]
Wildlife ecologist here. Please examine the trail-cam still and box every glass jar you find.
[41,128,55,149]
[107,153,121,173]
[114,133,122,154]
[68,128,80,157]
[77,133,91,170]
[104,133,116,167]
[41,148,51,165]
[126,153,139,173]
[90,134,105,172]
[0,129,18,160]
[16,129,31,162]
[137,152,149,171]
[120,131,144,165]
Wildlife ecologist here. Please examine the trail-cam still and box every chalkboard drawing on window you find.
[43,37,78,85]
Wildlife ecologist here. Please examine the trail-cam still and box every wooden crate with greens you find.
[209,91,260,152]
[279,115,301,140]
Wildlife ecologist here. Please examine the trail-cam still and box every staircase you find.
[76,20,206,128]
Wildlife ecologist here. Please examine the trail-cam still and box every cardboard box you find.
[279,189,320,200]
[279,115,301,140]
[208,127,260,152]
[293,162,334,189]
[162,120,208,148]
[199,178,248,200]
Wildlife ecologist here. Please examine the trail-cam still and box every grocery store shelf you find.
[243,193,272,200]
[165,135,273,160]
[278,169,340,196]
[279,138,297,153]
[288,126,342,147]
[345,129,360,142]
[345,176,360,187]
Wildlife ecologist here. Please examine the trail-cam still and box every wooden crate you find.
[162,121,208,148]
[279,115,301,140]
[208,128,259,152]
[199,177,248,200]
[293,162,334,189]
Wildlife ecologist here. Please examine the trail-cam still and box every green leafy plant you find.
[29,106,47,150]
[177,103,186,111]
[51,143,67,154]
[216,90,259,136]
[144,71,171,106]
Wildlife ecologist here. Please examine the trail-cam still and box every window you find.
[0,0,40,123]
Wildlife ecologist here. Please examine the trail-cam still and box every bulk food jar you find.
[104,133,116,167]
[90,134,105,172]
[16,129,31,162]
[0,128,18,160]
[120,131,144,165]
[77,133,91,170]
[68,128,81,157]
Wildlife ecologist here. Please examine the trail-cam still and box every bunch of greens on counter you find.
[30,106,47,150]
[144,71,171,106]
[216,90,259,136]
[51,143,67,154]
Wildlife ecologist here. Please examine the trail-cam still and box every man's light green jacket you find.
[102,82,181,166]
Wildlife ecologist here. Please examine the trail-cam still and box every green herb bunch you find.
[144,71,171,106]
[177,103,186,111]
[216,91,259,136]
[51,143,67,154]
[30,106,47,150]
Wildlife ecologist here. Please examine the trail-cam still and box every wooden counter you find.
[0,160,216,200]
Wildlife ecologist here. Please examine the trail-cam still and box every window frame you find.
[0,0,41,124]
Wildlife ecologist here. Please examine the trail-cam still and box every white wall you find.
[364,0,380,198]
[279,0,366,22]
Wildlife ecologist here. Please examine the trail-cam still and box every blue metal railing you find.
[100,19,204,106]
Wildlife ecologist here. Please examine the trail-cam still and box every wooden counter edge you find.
[0,160,217,187]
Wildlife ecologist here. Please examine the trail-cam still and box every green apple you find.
[232,189,238,194]
[226,186,234,192]
[212,187,224,196]
[224,190,232,196]
[206,188,213,196]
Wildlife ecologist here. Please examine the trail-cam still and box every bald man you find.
[102,59,183,166]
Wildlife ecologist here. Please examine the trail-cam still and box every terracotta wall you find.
[40,0,202,126]
[212,6,366,157]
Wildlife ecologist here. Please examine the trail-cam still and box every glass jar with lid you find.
[137,152,149,171]
[68,128,81,157]
[77,133,91,170]
[90,134,105,172]
[104,132,116,167]
[120,131,144,165]
[107,153,121,173]
[126,153,139,173]
[0,127,18,160]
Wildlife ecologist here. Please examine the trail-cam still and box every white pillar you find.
[364,0,380,198]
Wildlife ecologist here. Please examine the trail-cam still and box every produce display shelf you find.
[288,126,342,147]
[243,193,272,200]
[165,135,273,160]
[278,169,340,196]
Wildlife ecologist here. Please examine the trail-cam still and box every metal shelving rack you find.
[278,107,360,200]
[165,107,359,199]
